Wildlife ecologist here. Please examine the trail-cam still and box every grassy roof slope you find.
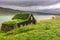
[12,13,30,20]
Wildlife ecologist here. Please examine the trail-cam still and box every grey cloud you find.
[39,9,60,14]
[0,0,60,13]
[0,0,60,7]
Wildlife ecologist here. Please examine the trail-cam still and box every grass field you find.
[0,15,60,40]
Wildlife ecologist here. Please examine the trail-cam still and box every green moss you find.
[2,19,24,26]
[12,13,30,20]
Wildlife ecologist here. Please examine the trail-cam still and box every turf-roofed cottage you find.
[1,13,36,32]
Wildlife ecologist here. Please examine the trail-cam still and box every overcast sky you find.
[0,0,60,13]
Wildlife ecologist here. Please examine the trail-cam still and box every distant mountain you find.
[0,7,27,15]
[28,11,57,15]
[0,7,58,15]
[0,7,22,13]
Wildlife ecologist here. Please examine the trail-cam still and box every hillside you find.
[0,7,56,15]
[0,16,60,40]
[0,7,23,15]
[0,7,21,13]
[0,7,60,40]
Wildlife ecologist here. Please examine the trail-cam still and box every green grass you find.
[0,32,7,38]
[0,16,60,40]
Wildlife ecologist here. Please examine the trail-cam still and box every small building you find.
[1,13,36,32]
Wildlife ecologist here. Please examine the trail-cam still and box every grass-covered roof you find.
[12,13,30,20]
[2,19,24,26]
